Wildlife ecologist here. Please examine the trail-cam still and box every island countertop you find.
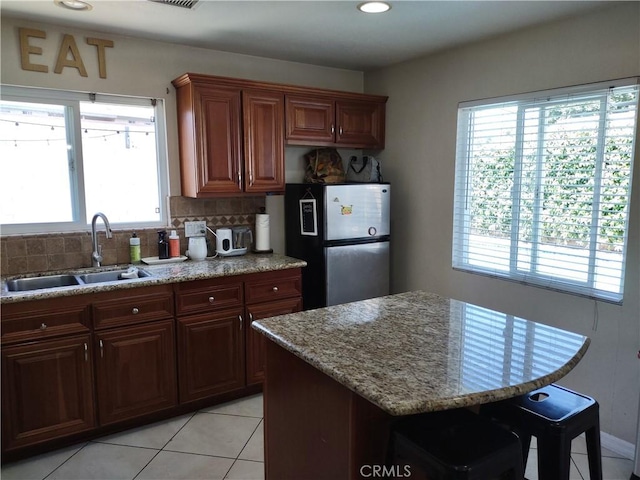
[252,290,590,416]
[1,254,306,304]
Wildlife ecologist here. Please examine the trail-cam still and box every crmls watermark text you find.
[360,464,411,478]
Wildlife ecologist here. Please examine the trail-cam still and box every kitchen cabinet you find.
[243,89,285,193]
[246,298,301,385]
[175,277,245,403]
[95,320,177,425]
[1,334,95,452]
[172,74,284,197]
[244,269,303,385]
[177,308,245,402]
[172,73,388,198]
[1,296,95,453]
[1,267,302,458]
[285,94,386,149]
[92,285,177,425]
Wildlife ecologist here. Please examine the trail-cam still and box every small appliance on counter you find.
[216,226,252,257]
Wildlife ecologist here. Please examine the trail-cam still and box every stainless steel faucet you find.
[91,212,113,267]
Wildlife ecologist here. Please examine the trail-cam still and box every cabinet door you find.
[95,320,177,426]
[177,307,245,403]
[335,100,385,149]
[243,89,285,193]
[246,298,302,386]
[285,95,335,145]
[189,85,243,196]
[2,334,95,452]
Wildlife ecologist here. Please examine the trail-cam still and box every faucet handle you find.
[92,245,103,264]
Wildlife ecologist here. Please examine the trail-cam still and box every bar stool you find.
[388,408,524,480]
[481,383,603,480]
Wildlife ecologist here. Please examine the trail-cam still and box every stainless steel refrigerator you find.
[285,183,390,310]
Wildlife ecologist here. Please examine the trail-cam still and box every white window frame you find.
[452,78,639,304]
[0,85,170,234]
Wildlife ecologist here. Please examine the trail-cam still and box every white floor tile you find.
[46,442,157,480]
[524,448,583,480]
[572,452,634,480]
[238,421,263,462]
[1,443,87,480]
[164,412,260,458]
[136,450,234,480]
[94,414,193,450]
[225,460,264,480]
[201,394,263,418]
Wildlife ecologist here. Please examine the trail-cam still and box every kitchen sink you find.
[4,268,154,292]
[5,274,81,292]
[76,268,153,284]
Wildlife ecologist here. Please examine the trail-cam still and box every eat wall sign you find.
[19,27,113,79]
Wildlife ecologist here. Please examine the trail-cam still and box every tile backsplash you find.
[0,196,265,276]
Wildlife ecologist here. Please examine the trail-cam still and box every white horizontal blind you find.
[452,80,639,303]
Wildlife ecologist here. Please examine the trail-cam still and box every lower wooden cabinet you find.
[1,267,302,457]
[1,334,95,452]
[95,320,177,425]
[177,307,245,403]
[246,298,302,385]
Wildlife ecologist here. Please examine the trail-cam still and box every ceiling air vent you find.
[147,0,199,9]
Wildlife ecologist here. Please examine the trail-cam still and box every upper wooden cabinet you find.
[173,74,284,197]
[243,89,285,193]
[285,95,386,149]
[173,73,388,197]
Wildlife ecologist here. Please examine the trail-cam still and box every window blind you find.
[452,79,639,303]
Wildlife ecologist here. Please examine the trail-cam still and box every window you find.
[0,86,169,233]
[452,79,638,303]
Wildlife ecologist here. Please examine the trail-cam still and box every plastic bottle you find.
[157,230,169,260]
[169,230,180,258]
[129,232,141,264]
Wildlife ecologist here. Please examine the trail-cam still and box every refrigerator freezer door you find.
[326,241,390,306]
[325,184,390,241]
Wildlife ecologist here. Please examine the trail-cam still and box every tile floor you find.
[1,393,635,480]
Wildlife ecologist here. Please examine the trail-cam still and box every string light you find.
[0,118,154,144]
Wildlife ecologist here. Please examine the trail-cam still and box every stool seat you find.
[482,384,602,480]
[390,408,524,480]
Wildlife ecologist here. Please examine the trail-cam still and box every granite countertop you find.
[252,290,590,416]
[1,254,306,304]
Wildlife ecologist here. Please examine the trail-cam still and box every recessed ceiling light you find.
[357,2,391,14]
[54,0,93,11]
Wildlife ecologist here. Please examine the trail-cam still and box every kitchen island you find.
[252,290,590,480]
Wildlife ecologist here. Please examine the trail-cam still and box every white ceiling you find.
[1,0,614,71]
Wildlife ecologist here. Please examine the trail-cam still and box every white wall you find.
[365,3,640,445]
[0,16,364,252]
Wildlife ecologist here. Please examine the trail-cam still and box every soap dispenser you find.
[129,232,141,264]
[157,230,169,260]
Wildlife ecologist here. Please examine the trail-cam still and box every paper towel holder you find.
[253,209,273,254]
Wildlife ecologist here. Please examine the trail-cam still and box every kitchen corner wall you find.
[0,16,364,269]
[364,3,640,447]
[0,196,264,275]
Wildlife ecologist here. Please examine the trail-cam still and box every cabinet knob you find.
[331,124,335,134]
[339,126,343,135]
[209,296,215,304]
[132,307,139,314]
[40,323,47,331]
[272,286,279,293]
[238,314,243,331]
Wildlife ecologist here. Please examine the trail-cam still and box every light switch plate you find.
[185,221,206,237]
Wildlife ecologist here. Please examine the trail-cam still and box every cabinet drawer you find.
[2,297,91,345]
[93,289,174,330]
[244,269,302,305]
[175,278,243,316]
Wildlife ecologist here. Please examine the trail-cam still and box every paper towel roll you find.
[255,214,271,251]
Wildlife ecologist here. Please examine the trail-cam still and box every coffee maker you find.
[216,227,252,257]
